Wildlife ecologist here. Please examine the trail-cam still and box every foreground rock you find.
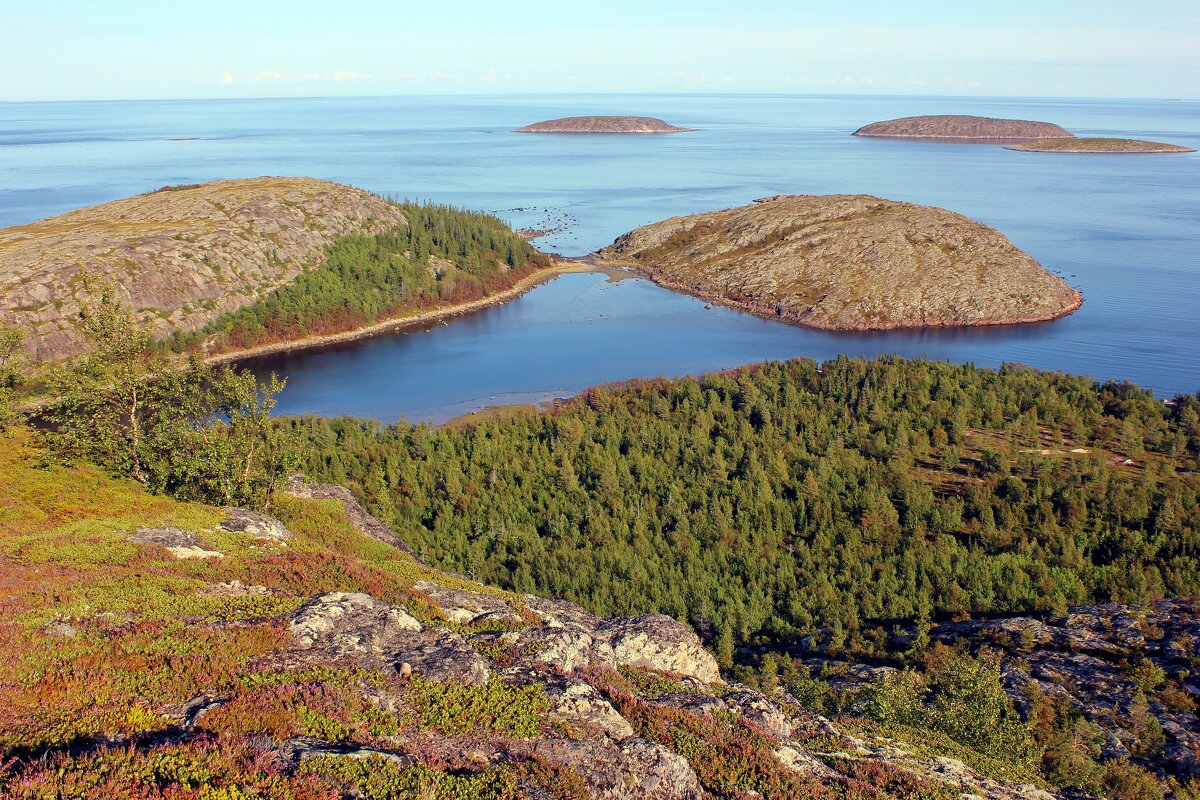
[797,598,1200,787]
[1008,137,1196,153]
[515,116,692,134]
[0,177,404,361]
[854,114,1073,140]
[600,194,1082,331]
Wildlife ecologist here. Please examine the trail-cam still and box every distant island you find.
[599,194,1082,331]
[515,116,693,134]
[1007,137,1195,153]
[854,114,1073,140]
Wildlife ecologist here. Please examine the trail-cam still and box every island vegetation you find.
[167,202,551,355]
[1007,138,1196,153]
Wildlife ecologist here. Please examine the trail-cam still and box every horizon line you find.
[2,90,1197,106]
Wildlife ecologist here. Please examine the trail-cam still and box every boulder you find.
[599,614,721,684]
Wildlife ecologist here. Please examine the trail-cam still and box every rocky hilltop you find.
[0,177,403,361]
[600,194,1082,331]
[1008,137,1196,153]
[854,115,1074,140]
[0,429,1088,799]
[516,116,693,134]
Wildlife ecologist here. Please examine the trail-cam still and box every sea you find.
[1,93,1197,422]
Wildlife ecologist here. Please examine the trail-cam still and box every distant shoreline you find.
[206,259,594,365]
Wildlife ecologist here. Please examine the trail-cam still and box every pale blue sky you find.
[3,0,1197,101]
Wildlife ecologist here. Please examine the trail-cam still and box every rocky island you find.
[599,194,1082,331]
[1008,137,1196,153]
[0,177,403,361]
[854,114,1074,140]
[515,116,693,134]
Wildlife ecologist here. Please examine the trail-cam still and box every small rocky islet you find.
[515,115,693,134]
[1008,137,1195,153]
[599,193,1082,331]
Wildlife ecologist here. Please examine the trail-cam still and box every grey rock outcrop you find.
[288,592,421,666]
[288,591,490,685]
[220,508,293,542]
[128,526,223,559]
[0,177,404,361]
[599,614,721,684]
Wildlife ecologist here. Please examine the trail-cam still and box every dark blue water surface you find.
[2,94,1197,420]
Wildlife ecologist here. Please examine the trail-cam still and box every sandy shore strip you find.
[205,259,595,365]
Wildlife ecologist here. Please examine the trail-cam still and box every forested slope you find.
[294,357,1200,662]
[172,202,551,354]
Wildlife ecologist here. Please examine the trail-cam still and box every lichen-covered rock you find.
[530,736,705,800]
[396,627,490,686]
[288,591,421,667]
[599,614,721,684]
[601,194,1082,331]
[504,668,635,741]
[127,526,223,559]
[524,594,608,630]
[220,508,293,542]
[0,177,405,361]
[511,624,618,674]
[413,580,525,626]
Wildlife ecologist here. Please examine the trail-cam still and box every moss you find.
[299,756,521,800]
[405,676,549,738]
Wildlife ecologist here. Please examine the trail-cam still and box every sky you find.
[2,0,1198,101]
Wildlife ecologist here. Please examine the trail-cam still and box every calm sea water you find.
[2,94,1197,420]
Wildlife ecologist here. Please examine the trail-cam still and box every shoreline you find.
[206,259,593,365]
[596,255,1084,333]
